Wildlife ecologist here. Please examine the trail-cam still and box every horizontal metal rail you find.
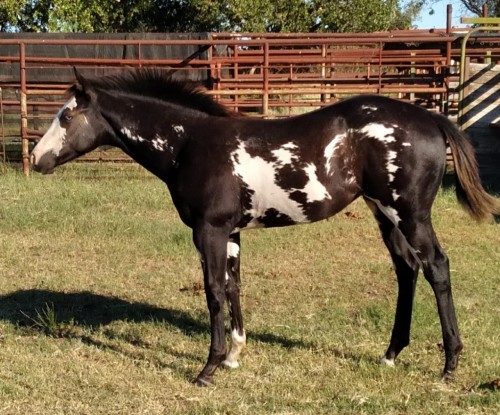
[0,31,499,174]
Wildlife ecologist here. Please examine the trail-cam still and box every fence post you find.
[19,42,29,176]
[262,41,269,117]
[0,87,5,162]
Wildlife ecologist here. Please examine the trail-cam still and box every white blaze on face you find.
[32,96,77,162]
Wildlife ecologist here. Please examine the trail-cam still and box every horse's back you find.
[178,95,449,231]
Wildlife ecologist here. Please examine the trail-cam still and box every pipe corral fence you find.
[0,27,499,176]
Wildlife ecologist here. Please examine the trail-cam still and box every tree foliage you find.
[0,0,427,33]
[459,0,500,16]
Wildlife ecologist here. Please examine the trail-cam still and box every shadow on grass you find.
[0,288,313,349]
[0,289,377,379]
[0,289,205,334]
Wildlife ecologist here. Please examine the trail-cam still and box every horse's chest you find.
[230,141,332,229]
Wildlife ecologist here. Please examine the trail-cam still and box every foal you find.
[31,70,500,386]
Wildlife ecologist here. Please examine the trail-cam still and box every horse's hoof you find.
[380,356,395,367]
[441,370,455,382]
[221,359,239,369]
[192,376,214,387]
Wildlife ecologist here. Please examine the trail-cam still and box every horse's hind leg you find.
[365,198,420,366]
[365,198,462,376]
[222,232,246,369]
[416,224,463,377]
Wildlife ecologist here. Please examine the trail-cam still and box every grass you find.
[0,162,499,414]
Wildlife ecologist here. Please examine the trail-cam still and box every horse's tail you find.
[433,112,500,222]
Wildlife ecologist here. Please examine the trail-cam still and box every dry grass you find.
[0,163,499,414]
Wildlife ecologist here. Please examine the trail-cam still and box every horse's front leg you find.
[192,223,230,386]
[222,232,246,369]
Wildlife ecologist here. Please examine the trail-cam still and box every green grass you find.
[0,162,499,414]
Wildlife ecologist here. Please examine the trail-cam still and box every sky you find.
[415,0,470,29]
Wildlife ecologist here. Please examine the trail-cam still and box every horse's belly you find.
[234,187,335,231]
[230,140,340,231]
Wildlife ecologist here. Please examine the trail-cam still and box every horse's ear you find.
[73,67,95,101]
[73,67,85,90]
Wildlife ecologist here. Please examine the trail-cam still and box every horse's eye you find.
[63,113,73,121]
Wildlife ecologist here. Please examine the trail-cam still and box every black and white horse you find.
[31,70,499,386]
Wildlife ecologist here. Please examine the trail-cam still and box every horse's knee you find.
[205,282,225,312]
[422,250,450,286]
[225,277,240,296]
[385,227,420,271]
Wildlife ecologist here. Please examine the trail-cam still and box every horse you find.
[31,69,500,386]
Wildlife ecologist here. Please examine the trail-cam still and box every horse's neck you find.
[119,123,185,180]
[99,95,190,180]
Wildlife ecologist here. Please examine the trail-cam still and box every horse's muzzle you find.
[30,153,55,174]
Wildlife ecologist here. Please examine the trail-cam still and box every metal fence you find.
[1,29,499,174]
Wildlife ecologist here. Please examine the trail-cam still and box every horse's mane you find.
[73,69,238,118]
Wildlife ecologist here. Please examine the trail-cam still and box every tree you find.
[460,0,500,16]
[315,0,423,32]
[0,0,427,33]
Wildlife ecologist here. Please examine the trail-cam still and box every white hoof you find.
[221,359,240,369]
[380,356,395,367]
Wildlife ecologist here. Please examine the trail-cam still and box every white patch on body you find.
[31,96,77,161]
[346,172,357,186]
[402,142,412,147]
[231,141,331,228]
[386,150,400,183]
[392,190,400,201]
[121,127,145,142]
[173,125,184,134]
[271,142,298,166]
[303,163,331,202]
[231,142,308,225]
[360,123,402,184]
[324,133,346,175]
[151,134,168,152]
[222,329,246,369]
[361,105,378,111]
[364,196,401,225]
[360,123,395,144]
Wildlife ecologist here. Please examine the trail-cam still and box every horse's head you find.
[31,71,110,174]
